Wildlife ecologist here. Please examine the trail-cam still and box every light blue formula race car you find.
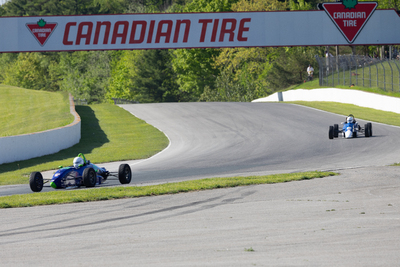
[329,115,372,139]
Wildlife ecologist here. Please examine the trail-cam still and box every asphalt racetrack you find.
[1,102,400,266]
[121,102,400,181]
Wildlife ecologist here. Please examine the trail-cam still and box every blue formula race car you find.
[329,114,372,139]
[29,153,132,192]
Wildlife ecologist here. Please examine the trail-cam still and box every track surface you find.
[121,102,400,181]
[1,102,400,266]
[1,102,400,195]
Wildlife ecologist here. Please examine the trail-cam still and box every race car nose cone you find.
[50,181,57,189]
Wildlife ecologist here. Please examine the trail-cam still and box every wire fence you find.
[315,55,400,92]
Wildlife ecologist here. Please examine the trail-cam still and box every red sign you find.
[323,2,378,43]
[26,19,57,46]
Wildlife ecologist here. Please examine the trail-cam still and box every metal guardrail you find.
[315,55,400,92]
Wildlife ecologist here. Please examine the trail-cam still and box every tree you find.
[171,0,238,101]
[108,49,183,103]
[2,52,59,91]
[56,51,111,103]
[107,50,139,101]
[2,0,101,16]
[201,0,287,102]
[265,46,321,90]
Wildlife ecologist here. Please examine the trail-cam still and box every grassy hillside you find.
[0,87,168,185]
[0,85,74,137]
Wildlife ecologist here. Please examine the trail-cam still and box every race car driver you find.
[73,153,88,169]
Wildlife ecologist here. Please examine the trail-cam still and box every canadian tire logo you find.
[322,1,378,43]
[26,19,57,46]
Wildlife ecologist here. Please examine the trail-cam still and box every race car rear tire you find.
[83,168,97,188]
[329,126,334,139]
[367,123,372,136]
[333,124,339,138]
[364,124,370,137]
[29,172,44,192]
[118,164,132,184]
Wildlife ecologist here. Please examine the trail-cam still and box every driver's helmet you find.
[347,116,354,124]
[73,157,84,169]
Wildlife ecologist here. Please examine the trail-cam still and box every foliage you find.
[201,47,274,101]
[107,50,139,101]
[369,0,400,10]
[171,0,238,101]
[2,0,100,16]
[232,0,287,11]
[56,51,111,103]
[289,0,314,10]
[108,49,184,102]
[200,0,287,102]
[172,48,221,100]
[1,53,59,91]
[265,47,321,90]
[129,49,180,102]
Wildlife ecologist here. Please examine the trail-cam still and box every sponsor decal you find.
[61,18,251,46]
[322,1,378,43]
[26,19,57,46]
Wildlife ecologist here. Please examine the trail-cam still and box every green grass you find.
[0,103,169,185]
[0,85,74,137]
[0,171,336,208]
[287,101,400,127]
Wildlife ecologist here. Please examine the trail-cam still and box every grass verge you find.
[0,85,74,137]
[0,171,336,208]
[287,101,400,127]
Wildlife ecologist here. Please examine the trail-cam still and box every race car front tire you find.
[329,126,334,139]
[118,164,132,184]
[29,172,44,192]
[367,123,372,136]
[364,124,370,137]
[83,168,97,187]
[333,124,339,138]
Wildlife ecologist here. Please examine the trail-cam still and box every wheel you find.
[83,168,97,187]
[118,164,132,184]
[367,123,372,136]
[29,172,44,192]
[329,126,334,139]
[353,131,357,138]
[364,124,370,137]
[333,124,339,138]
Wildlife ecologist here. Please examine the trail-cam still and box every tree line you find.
[0,0,398,103]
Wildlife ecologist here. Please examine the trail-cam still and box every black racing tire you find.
[333,124,339,138]
[367,123,372,137]
[118,164,132,184]
[83,168,97,187]
[29,172,44,192]
[364,124,370,137]
[353,131,357,138]
[329,126,334,140]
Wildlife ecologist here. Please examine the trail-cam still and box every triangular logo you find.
[322,1,378,43]
[26,19,57,46]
